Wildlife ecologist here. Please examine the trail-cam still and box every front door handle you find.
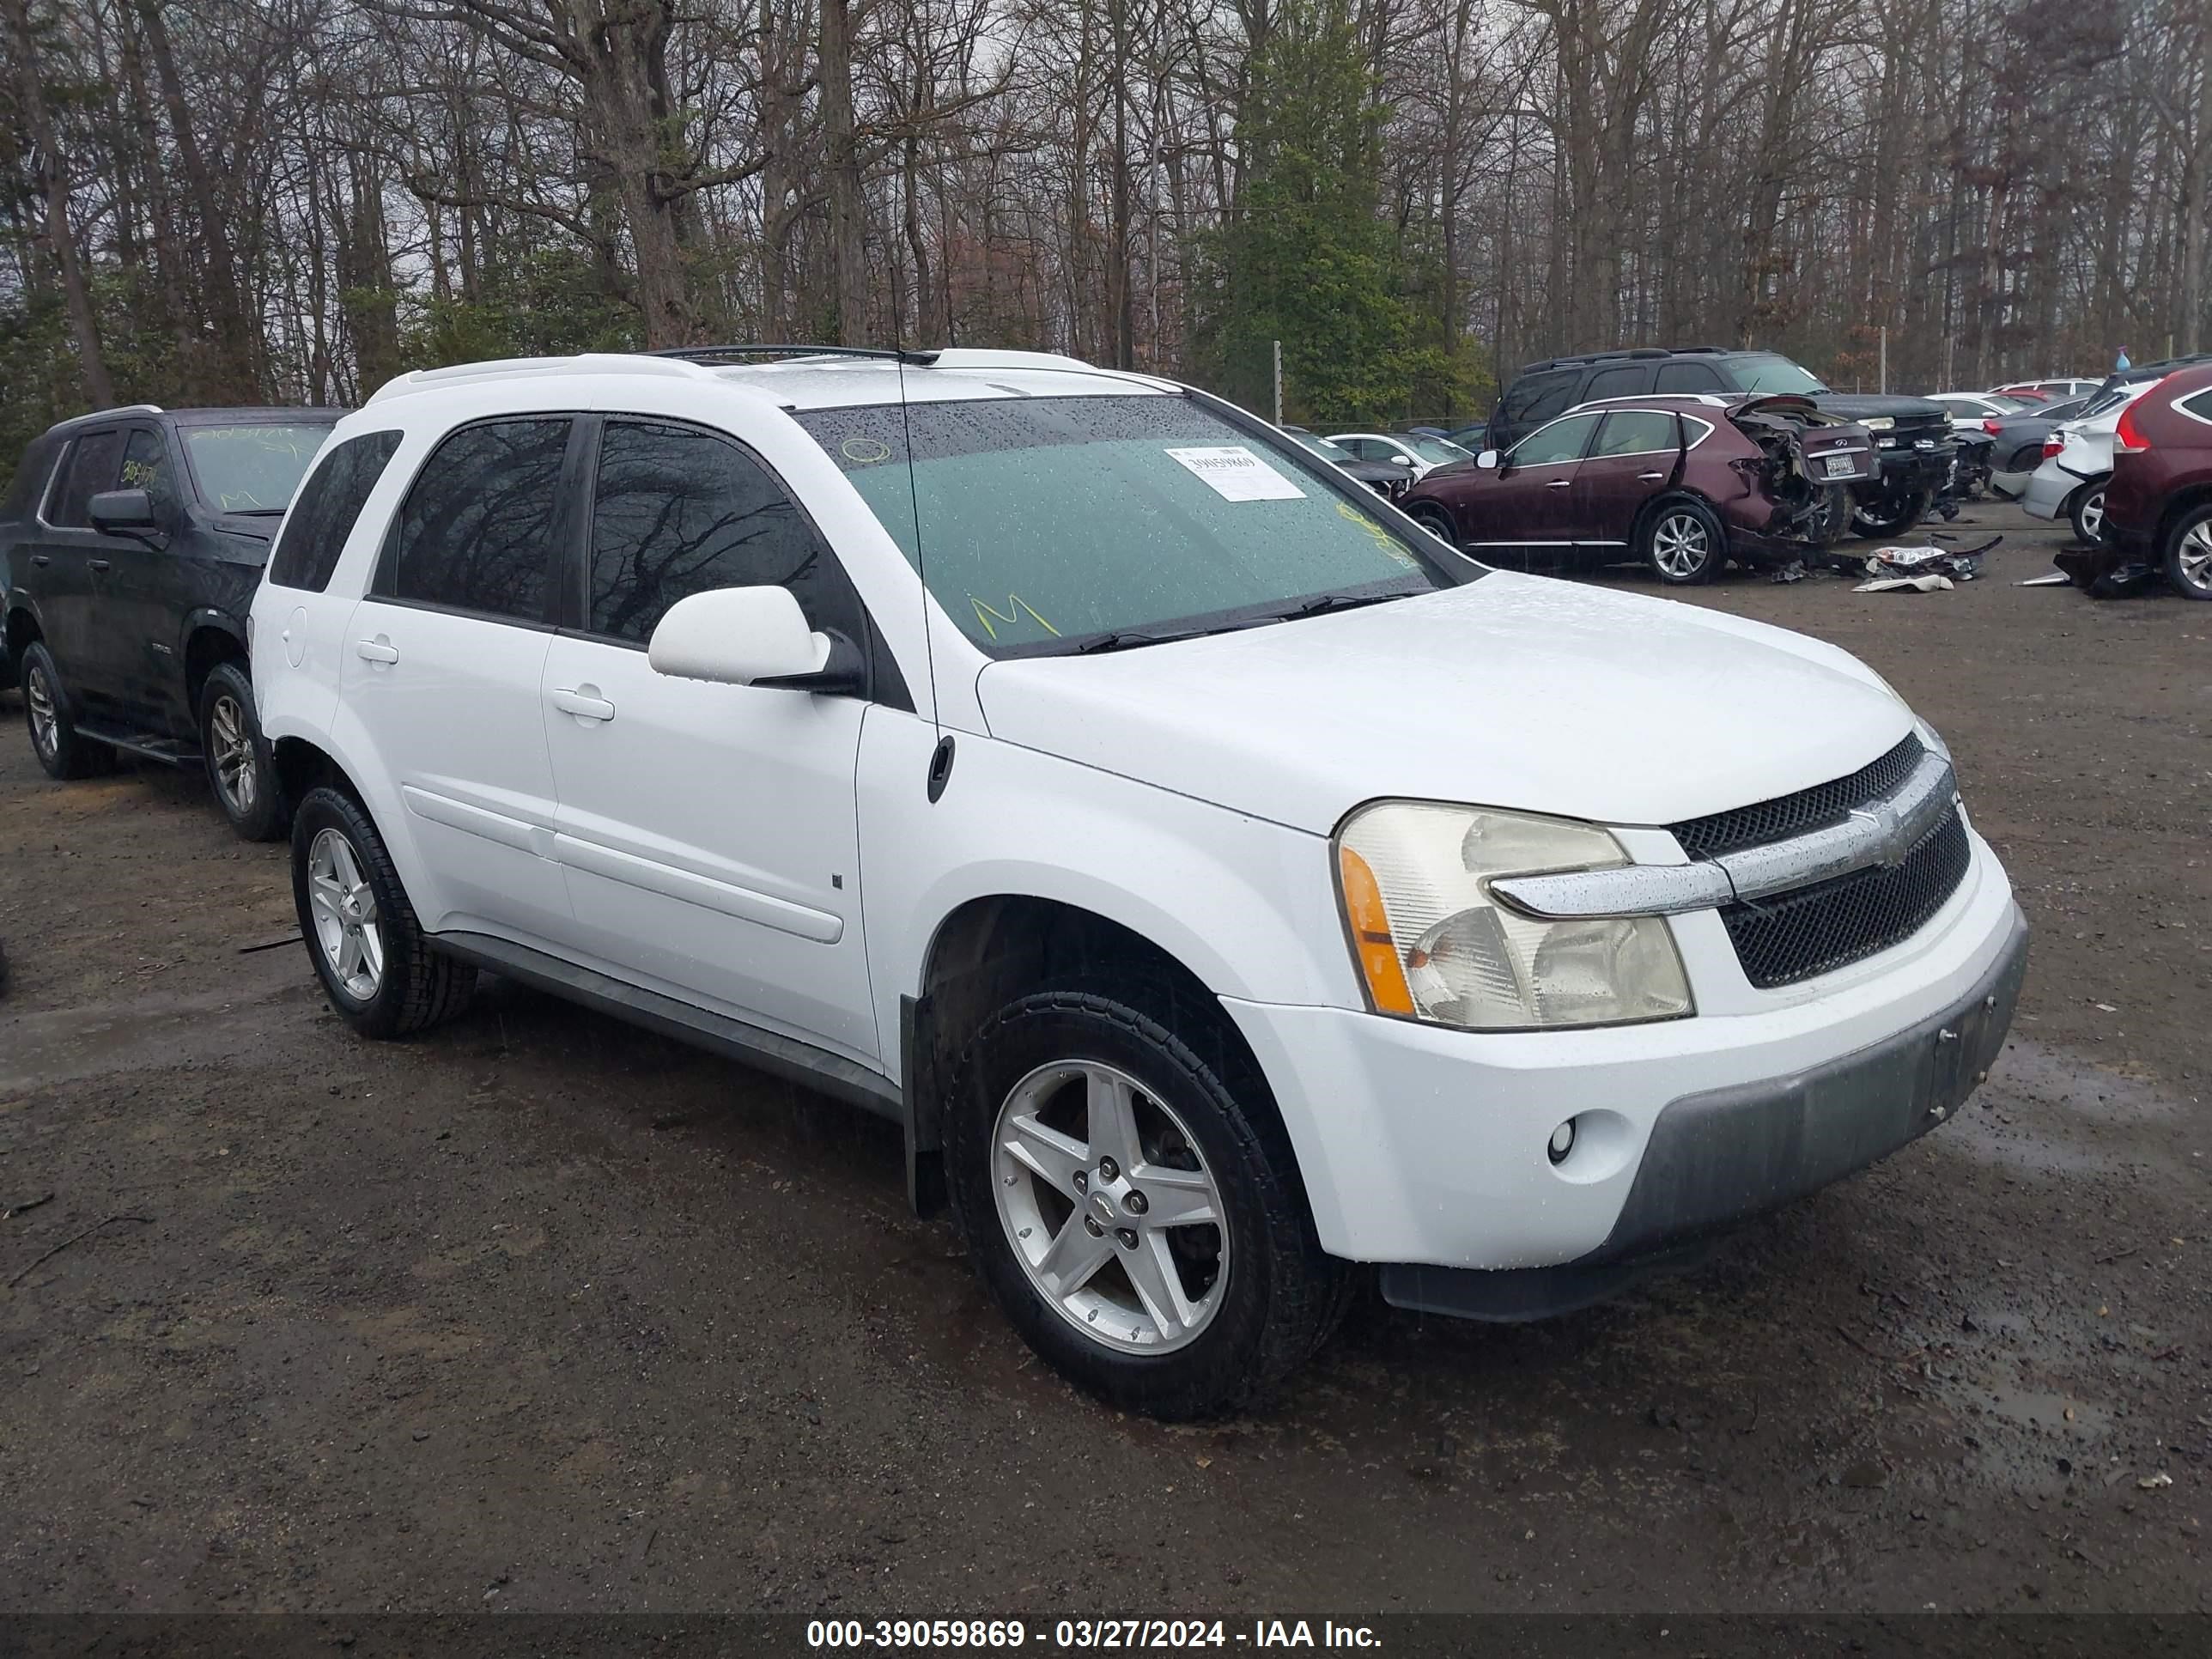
[356,638,400,665]
[1546,479,1571,489]
[88,558,112,572]
[550,686,615,722]
[29,554,50,567]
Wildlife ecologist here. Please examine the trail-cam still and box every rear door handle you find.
[88,558,112,572]
[29,554,50,567]
[550,686,615,722]
[1638,471,1666,482]
[1546,479,1571,489]
[356,638,400,665]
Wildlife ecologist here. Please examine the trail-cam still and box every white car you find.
[1324,431,1475,478]
[2020,379,2159,544]
[243,348,2027,1418]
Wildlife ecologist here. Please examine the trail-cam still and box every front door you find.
[540,416,878,1066]
[339,416,574,945]
[1571,409,1687,549]
[101,424,191,728]
[1465,412,1600,557]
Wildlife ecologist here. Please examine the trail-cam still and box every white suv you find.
[250,348,2027,1418]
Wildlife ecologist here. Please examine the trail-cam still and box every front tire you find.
[945,989,1346,1419]
[1640,498,1724,584]
[290,786,475,1038]
[2069,480,2110,548]
[1850,484,1931,539]
[19,641,113,781]
[198,661,287,841]
[2163,503,2212,599]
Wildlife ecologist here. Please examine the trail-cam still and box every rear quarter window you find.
[267,429,405,592]
[2179,388,2212,425]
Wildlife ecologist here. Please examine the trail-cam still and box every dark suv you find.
[1489,347,1957,537]
[1,404,343,837]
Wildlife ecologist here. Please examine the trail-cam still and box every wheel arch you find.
[181,611,248,710]
[903,893,1288,1220]
[2154,483,2212,547]
[1631,489,1727,550]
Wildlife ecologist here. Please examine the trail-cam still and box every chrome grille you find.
[1719,808,1971,988]
[1672,733,1924,859]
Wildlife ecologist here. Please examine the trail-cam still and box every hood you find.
[1807,393,1950,422]
[975,574,1911,835]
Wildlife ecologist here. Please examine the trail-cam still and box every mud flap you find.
[901,993,947,1218]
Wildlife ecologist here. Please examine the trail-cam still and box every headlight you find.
[1914,714,1951,762]
[1864,416,1895,431]
[1335,803,1692,1030]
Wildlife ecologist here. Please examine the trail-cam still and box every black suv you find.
[1488,347,1958,536]
[1,404,343,838]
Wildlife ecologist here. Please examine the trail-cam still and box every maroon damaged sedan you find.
[1401,393,1876,585]
[2100,362,2212,599]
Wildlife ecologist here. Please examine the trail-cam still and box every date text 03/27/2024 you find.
[805,1620,1382,1650]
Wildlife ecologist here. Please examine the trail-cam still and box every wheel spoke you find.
[1085,1070,1145,1173]
[308,875,346,922]
[1001,1112,1089,1200]
[1032,1212,1114,1299]
[336,928,362,981]
[1129,1164,1218,1229]
[357,922,385,981]
[1121,1232,1198,1341]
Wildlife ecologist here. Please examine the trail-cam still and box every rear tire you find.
[944,989,1346,1419]
[290,785,475,1038]
[199,661,288,842]
[2162,503,2212,599]
[20,641,114,781]
[1640,498,1725,585]
[1406,501,1459,547]
[2069,480,2110,548]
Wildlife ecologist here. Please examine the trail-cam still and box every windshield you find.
[795,394,1461,657]
[181,423,336,512]
[1288,430,1358,464]
[1730,355,1828,395]
[1403,435,1474,466]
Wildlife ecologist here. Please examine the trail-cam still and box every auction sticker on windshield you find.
[1164,446,1305,501]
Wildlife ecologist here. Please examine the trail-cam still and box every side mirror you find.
[1475,450,1500,470]
[88,488,158,534]
[647,586,863,695]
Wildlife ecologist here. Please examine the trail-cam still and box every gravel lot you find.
[1,503,2206,1617]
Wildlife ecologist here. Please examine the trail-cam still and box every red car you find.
[2100,362,2212,599]
[1401,393,1875,585]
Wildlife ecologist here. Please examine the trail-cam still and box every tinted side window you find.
[269,429,404,592]
[1593,410,1678,456]
[1502,372,1576,428]
[47,429,125,527]
[1510,413,1600,466]
[383,419,568,622]
[121,427,179,521]
[1583,365,1650,400]
[589,421,854,645]
[2179,389,2212,423]
[1656,362,1727,393]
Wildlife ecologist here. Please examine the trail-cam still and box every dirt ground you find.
[1,503,2206,1620]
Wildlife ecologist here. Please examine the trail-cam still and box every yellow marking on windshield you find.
[970,595,1060,640]
[1337,498,1419,567]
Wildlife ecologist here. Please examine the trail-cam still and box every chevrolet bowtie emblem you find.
[1851,799,1911,868]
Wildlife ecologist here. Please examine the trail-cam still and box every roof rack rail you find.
[647,343,941,366]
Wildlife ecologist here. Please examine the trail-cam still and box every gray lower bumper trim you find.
[1379,906,2029,1322]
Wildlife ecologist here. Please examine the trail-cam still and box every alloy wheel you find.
[208,692,257,815]
[25,662,58,761]
[992,1060,1229,1353]
[307,827,384,1000]
[2177,521,2212,594]
[2079,490,2106,541]
[1652,514,1711,578]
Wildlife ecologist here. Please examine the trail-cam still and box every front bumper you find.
[1222,825,2023,1275]
[1866,440,1955,496]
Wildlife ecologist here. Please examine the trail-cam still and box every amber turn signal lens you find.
[1337,843,1416,1016]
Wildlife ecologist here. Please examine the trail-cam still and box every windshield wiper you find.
[1273,590,1404,620]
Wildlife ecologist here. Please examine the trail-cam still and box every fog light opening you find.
[1547,1118,1577,1166]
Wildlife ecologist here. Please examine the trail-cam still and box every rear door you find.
[339,416,574,945]
[27,428,128,712]
[1571,409,1688,545]
[538,416,878,1065]
[1465,412,1601,552]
